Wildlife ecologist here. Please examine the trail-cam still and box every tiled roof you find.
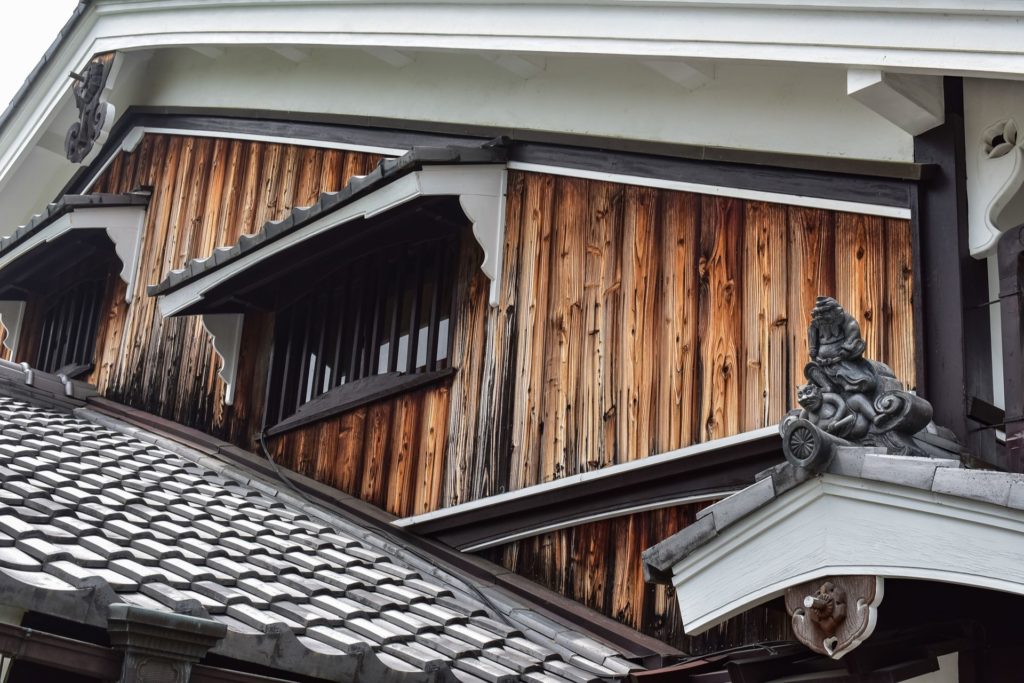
[147,144,506,298]
[643,445,1024,585]
[0,391,641,682]
[0,193,150,259]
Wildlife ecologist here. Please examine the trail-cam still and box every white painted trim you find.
[0,206,148,302]
[847,69,944,136]
[395,425,778,528]
[156,164,508,315]
[0,301,25,358]
[201,313,244,406]
[669,474,1024,635]
[507,162,912,219]
[80,125,405,194]
[460,491,730,552]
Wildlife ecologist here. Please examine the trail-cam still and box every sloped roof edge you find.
[147,144,506,300]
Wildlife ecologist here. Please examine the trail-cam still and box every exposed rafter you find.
[361,46,414,68]
[847,69,944,136]
[642,58,715,91]
[480,53,545,80]
[268,45,310,64]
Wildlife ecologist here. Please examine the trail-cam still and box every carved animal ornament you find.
[785,576,884,659]
[65,57,113,163]
[780,297,949,470]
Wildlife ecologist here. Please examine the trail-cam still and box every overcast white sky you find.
[0,1,82,111]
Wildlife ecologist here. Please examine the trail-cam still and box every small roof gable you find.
[147,144,506,308]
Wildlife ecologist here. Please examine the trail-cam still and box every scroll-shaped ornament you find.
[785,576,883,659]
[65,57,114,163]
[779,297,957,469]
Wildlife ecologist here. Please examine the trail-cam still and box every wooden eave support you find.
[642,58,715,91]
[847,69,944,136]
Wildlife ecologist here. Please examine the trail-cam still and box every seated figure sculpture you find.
[781,297,946,468]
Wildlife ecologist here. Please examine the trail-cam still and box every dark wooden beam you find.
[398,431,782,551]
[913,77,998,466]
[998,224,1024,472]
[0,622,121,680]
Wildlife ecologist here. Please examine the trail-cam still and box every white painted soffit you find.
[670,473,1024,635]
[155,164,508,316]
[3,0,1024,197]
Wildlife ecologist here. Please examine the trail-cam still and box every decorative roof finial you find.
[781,297,947,470]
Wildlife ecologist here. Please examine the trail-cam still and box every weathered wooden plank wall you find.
[449,172,917,505]
[484,502,791,654]
[84,134,381,445]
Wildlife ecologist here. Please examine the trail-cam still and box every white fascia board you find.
[670,473,1024,635]
[395,425,778,528]
[157,164,508,316]
[0,206,147,304]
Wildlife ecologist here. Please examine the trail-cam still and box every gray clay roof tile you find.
[0,395,637,680]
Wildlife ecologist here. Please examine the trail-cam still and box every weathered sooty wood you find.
[81,134,382,448]
[486,502,792,655]
[446,172,916,505]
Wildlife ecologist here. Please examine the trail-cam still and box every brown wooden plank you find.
[386,391,422,517]
[742,201,788,429]
[541,176,587,482]
[698,195,744,441]
[414,384,449,514]
[359,401,394,508]
[657,191,700,450]
[885,218,916,388]
[509,173,555,491]
[835,212,886,362]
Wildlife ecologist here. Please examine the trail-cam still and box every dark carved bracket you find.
[65,56,114,163]
[781,297,961,470]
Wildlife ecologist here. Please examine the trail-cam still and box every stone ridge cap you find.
[146,143,507,299]
[642,448,1024,585]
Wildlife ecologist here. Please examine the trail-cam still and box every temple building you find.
[0,1,1017,680]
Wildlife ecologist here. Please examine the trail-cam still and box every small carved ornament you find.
[64,57,113,163]
[780,297,953,470]
[785,576,883,659]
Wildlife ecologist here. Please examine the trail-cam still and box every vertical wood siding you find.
[484,502,792,655]
[449,172,916,505]
[85,134,381,444]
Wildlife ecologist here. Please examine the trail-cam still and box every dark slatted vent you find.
[35,278,105,374]
[266,232,458,426]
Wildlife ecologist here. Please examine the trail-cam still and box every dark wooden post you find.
[998,225,1024,472]
[913,77,998,464]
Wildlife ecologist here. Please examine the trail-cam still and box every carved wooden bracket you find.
[786,575,884,659]
[201,313,243,406]
[65,54,118,163]
[970,118,1024,256]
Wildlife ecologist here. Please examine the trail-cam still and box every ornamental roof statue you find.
[781,297,961,470]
